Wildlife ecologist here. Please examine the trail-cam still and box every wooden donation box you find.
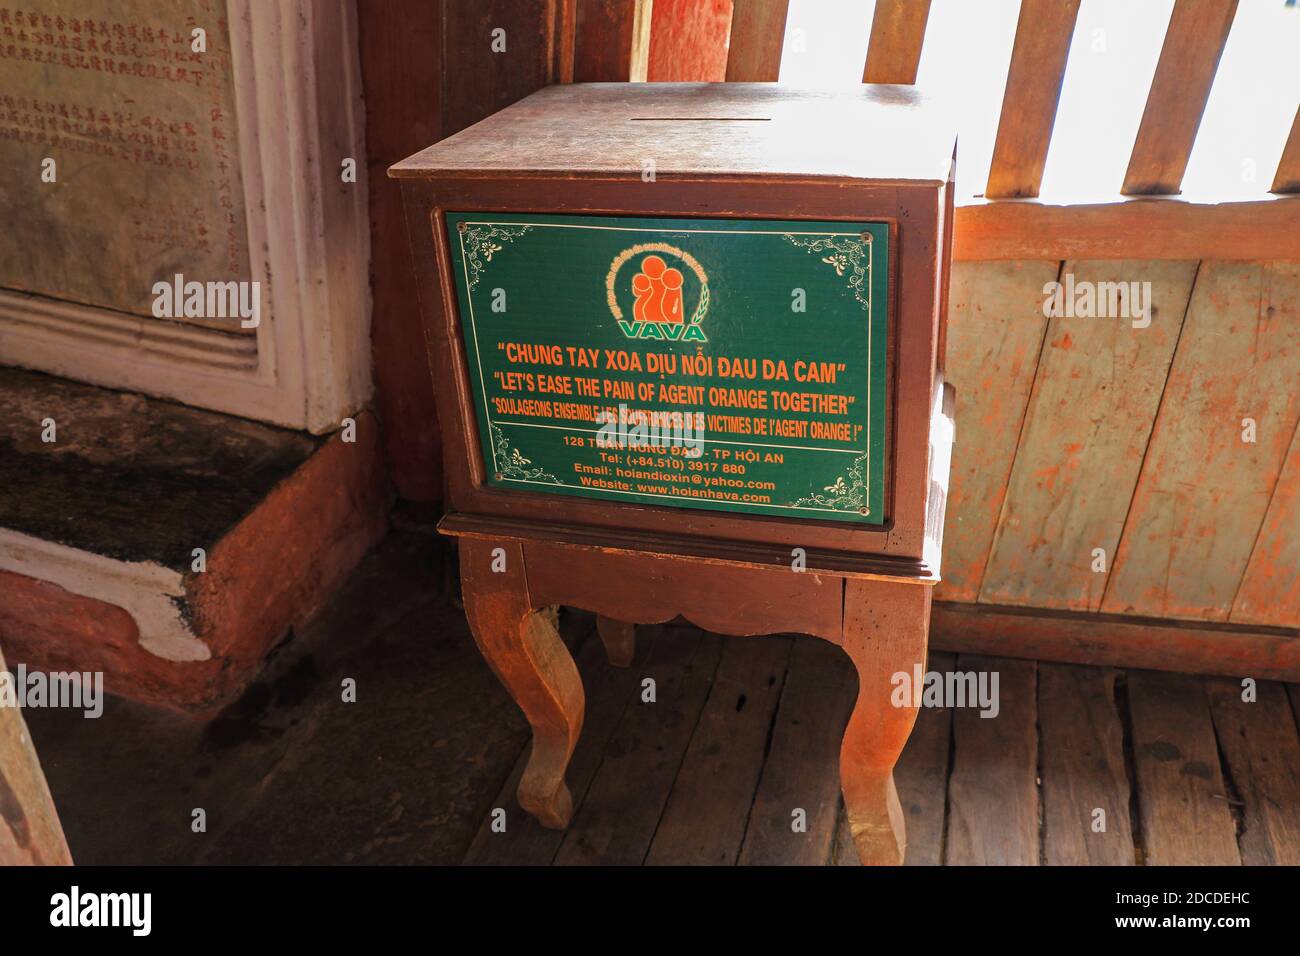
[392,84,956,865]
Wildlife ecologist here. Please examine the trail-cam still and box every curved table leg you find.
[459,539,584,828]
[595,615,636,667]
[839,578,932,865]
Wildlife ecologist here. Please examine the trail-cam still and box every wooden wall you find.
[939,258,1299,636]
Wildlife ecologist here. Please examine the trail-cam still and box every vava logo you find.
[605,243,709,342]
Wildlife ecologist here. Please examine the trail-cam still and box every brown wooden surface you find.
[1103,262,1300,621]
[981,260,1197,612]
[392,82,955,184]
[1122,0,1239,195]
[574,0,652,82]
[946,655,1039,864]
[932,601,1300,682]
[984,0,1081,199]
[890,648,955,865]
[458,615,1300,865]
[1233,422,1300,627]
[954,197,1300,261]
[1039,664,1134,865]
[554,627,722,864]
[1206,678,1300,865]
[1272,108,1300,194]
[936,260,1056,602]
[645,636,792,864]
[738,638,857,865]
[863,0,931,84]
[526,543,845,641]
[1127,670,1241,865]
[360,0,568,502]
[725,0,789,82]
[595,615,636,667]
[0,644,73,865]
[647,0,733,82]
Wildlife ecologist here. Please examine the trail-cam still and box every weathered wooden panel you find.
[725,0,789,82]
[1122,0,1240,195]
[932,601,1300,683]
[645,636,791,865]
[1272,108,1300,194]
[981,260,1197,611]
[1127,670,1240,865]
[555,627,723,865]
[0,645,73,865]
[862,0,931,85]
[1104,262,1300,622]
[738,638,854,865]
[946,655,1038,864]
[1231,423,1300,627]
[893,649,956,865]
[936,260,1056,602]
[1207,678,1300,865]
[647,0,732,82]
[1039,664,1134,864]
[985,0,1080,199]
[574,0,651,82]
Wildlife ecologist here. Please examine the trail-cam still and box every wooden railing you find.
[562,0,1299,260]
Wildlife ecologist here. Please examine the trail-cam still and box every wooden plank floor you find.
[464,612,1300,865]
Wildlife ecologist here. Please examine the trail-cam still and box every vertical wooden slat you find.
[980,260,1197,612]
[645,636,792,865]
[1122,0,1239,196]
[0,644,73,865]
[725,0,789,81]
[738,639,855,865]
[985,0,1081,199]
[647,0,732,82]
[862,0,931,84]
[574,0,653,82]
[1127,671,1240,865]
[936,260,1056,604]
[1231,420,1300,626]
[1270,108,1300,194]
[1103,262,1300,622]
[551,0,578,84]
[1038,665,1135,865]
[1206,678,1300,866]
[946,656,1039,865]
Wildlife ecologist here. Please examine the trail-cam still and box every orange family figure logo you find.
[605,242,709,342]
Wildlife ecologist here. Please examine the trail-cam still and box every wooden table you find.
[392,82,956,864]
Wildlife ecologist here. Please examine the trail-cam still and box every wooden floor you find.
[465,612,1300,866]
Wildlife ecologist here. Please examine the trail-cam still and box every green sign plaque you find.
[447,212,889,525]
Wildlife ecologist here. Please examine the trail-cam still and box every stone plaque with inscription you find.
[0,0,251,330]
